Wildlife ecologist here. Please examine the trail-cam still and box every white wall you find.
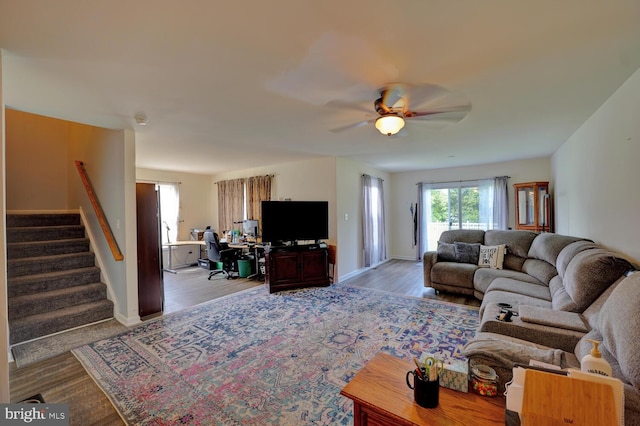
[552,67,640,265]
[389,158,551,260]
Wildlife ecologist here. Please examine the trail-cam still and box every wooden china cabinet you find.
[513,181,552,232]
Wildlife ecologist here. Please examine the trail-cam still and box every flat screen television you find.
[261,201,329,244]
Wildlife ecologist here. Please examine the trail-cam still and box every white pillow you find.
[478,244,506,269]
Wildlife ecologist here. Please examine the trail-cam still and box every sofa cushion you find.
[528,233,587,267]
[479,290,552,316]
[474,268,544,295]
[486,278,552,301]
[563,249,633,312]
[521,258,558,285]
[582,275,625,330]
[519,305,589,332]
[549,276,578,311]
[598,272,640,388]
[556,240,599,279]
[439,229,485,244]
[454,242,480,264]
[478,244,506,269]
[431,262,477,290]
[437,241,457,262]
[502,254,527,272]
[484,230,537,259]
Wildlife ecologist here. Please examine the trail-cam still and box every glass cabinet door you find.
[514,182,551,232]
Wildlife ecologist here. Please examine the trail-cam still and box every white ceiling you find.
[2,0,640,175]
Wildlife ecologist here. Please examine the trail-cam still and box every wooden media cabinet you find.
[264,243,330,293]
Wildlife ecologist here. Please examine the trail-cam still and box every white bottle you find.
[581,339,612,377]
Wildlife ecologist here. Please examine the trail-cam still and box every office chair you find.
[203,230,241,279]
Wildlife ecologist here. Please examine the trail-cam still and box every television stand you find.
[264,243,330,293]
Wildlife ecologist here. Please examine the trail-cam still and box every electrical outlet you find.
[344,213,349,221]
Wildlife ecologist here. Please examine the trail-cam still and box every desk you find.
[228,243,266,280]
[162,241,205,273]
[341,353,505,425]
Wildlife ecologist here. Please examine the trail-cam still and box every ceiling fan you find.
[329,83,471,136]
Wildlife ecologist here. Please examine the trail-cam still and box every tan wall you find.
[5,109,69,210]
[212,157,338,245]
[1,49,10,402]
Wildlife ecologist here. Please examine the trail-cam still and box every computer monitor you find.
[242,219,259,237]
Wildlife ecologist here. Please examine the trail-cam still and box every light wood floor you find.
[9,259,478,425]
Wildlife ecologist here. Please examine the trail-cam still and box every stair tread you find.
[8,237,89,246]
[6,213,112,345]
[11,300,114,326]
[6,213,80,227]
[8,251,94,263]
[9,282,105,302]
[8,266,101,284]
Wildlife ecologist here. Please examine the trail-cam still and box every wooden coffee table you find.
[341,352,505,425]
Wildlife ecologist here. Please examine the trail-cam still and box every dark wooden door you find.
[136,183,163,317]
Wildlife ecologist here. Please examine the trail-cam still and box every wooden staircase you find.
[7,213,114,345]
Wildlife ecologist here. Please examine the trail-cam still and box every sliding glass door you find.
[419,179,494,253]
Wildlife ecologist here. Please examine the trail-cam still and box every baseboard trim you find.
[115,311,141,327]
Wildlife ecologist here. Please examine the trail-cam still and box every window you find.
[418,179,498,254]
[158,183,179,244]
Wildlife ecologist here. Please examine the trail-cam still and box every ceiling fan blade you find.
[408,103,472,117]
[330,119,374,133]
[408,109,470,124]
[325,99,373,114]
[404,83,456,109]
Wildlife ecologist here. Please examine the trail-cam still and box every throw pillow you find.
[478,244,506,269]
[437,242,457,262]
[454,242,481,264]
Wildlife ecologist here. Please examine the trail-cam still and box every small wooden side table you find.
[341,353,505,426]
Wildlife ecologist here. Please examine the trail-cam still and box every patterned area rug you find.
[73,284,479,425]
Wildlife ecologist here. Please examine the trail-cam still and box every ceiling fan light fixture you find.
[375,115,405,136]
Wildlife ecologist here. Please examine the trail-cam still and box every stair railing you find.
[75,160,124,261]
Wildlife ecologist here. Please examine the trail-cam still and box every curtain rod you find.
[215,174,274,184]
[137,179,182,185]
[416,175,510,185]
[362,174,384,182]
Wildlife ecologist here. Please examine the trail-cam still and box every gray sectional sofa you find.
[422,229,639,424]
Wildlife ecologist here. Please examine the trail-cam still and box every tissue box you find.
[439,358,469,392]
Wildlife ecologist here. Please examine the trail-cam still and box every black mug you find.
[406,369,439,408]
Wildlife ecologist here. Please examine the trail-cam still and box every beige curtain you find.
[217,178,245,233]
[246,175,272,234]
[362,174,386,267]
